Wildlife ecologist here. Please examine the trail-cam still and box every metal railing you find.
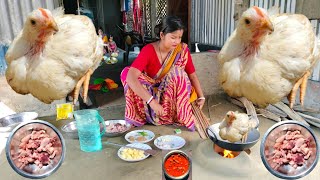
[191,0,235,47]
[0,0,60,75]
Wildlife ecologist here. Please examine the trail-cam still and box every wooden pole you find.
[77,0,80,15]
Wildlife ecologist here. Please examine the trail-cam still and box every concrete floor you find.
[0,93,319,180]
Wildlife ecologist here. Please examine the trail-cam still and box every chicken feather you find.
[218,6,319,108]
[5,8,103,104]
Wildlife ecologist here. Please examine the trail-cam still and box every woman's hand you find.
[196,97,205,109]
[149,100,165,116]
[126,64,166,117]
[188,73,205,109]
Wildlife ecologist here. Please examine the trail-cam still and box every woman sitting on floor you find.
[120,16,205,131]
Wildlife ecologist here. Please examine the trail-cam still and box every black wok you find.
[206,123,260,151]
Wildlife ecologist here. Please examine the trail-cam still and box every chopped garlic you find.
[121,148,145,160]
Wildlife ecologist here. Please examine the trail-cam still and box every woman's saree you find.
[120,43,196,130]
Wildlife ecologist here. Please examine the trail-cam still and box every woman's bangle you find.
[198,97,205,100]
[147,96,154,104]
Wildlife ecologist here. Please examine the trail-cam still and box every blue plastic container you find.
[74,109,106,152]
[0,45,8,76]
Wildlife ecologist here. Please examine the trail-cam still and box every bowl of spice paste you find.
[163,150,191,180]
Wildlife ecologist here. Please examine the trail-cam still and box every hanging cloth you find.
[132,0,143,34]
[120,0,130,12]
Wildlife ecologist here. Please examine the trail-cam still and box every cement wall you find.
[192,52,222,96]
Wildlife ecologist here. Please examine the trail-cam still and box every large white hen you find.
[218,6,319,108]
[5,8,103,104]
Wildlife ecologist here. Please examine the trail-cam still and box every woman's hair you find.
[97,26,104,35]
[154,16,184,38]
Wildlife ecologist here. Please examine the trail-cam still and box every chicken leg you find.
[73,69,93,104]
[287,71,311,108]
[236,97,259,128]
[242,133,248,143]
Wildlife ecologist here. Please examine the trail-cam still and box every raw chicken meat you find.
[14,129,58,169]
[106,123,127,133]
[269,130,312,169]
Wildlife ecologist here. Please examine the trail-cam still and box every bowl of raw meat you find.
[105,120,132,137]
[260,121,319,179]
[5,120,66,179]
[61,119,131,138]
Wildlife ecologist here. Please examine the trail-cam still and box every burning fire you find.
[222,149,235,158]
[214,144,240,158]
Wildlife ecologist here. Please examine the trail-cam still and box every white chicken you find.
[219,111,253,143]
[218,6,319,109]
[5,8,103,104]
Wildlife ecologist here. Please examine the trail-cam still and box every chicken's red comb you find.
[38,8,49,19]
[253,6,264,17]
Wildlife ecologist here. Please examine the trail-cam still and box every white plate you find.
[154,135,186,150]
[117,143,151,162]
[125,130,155,144]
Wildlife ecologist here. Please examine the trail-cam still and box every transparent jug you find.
[74,109,106,152]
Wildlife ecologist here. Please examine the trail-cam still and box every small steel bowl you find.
[0,112,38,133]
[260,121,319,179]
[104,120,132,137]
[6,120,66,179]
[61,121,78,139]
[163,150,191,180]
[61,120,131,139]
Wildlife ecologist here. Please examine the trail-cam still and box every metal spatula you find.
[104,141,159,156]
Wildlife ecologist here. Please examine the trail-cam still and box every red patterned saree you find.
[120,43,196,130]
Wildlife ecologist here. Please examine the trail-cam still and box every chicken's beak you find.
[260,18,274,32]
[227,113,235,126]
[47,20,59,32]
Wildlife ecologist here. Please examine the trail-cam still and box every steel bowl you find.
[162,150,191,180]
[104,120,132,137]
[207,123,260,151]
[61,120,131,139]
[0,112,38,133]
[61,121,78,139]
[260,121,319,179]
[6,120,66,179]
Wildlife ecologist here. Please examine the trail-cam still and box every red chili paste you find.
[164,153,189,177]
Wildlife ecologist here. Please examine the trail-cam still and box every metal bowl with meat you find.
[260,121,319,179]
[104,120,132,137]
[5,120,66,179]
[61,119,131,139]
